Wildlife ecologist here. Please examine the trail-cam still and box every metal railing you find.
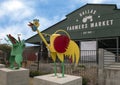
[23,50,98,85]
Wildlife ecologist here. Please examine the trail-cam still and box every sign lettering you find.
[66,9,114,32]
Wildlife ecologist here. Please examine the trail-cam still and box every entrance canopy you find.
[26,4,120,47]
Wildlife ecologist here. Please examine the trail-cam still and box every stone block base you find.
[34,73,82,85]
[0,68,29,85]
[104,67,120,85]
[0,64,5,68]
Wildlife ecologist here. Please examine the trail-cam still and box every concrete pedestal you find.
[0,68,29,85]
[0,64,5,68]
[34,73,82,85]
[104,67,120,85]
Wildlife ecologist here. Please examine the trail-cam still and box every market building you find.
[26,4,120,62]
[25,4,120,85]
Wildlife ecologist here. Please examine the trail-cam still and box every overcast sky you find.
[0,0,120,44]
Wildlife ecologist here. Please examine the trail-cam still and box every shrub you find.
[82,77,89,85]
[29,71,40,78]
[78,64,86,69]
[29,71,50,78]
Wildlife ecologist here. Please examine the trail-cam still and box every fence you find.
[103,48,120,67]
[23,50,98,85]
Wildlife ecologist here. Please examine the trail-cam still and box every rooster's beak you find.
[28,22,34,27]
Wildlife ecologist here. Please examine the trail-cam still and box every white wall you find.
[81,41,97,50]
[80,41,97,61]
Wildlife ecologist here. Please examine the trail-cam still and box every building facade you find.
[26,4,120,62]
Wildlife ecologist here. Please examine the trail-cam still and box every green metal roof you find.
[26,4,120,44]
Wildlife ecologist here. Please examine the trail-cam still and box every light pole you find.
[0,38,2,44]
[17,33,21,41]
[35,52,39,71]
[37,41,43,71]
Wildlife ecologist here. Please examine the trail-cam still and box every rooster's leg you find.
[54,62,57,76]
[62,61,65,77]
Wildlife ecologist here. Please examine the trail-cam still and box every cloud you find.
[72,0,106,3]
[0,24,35,45]
[72,0,120,6]
[90,0,105,3]
[32,16,63,31]
[0,0,64,44]
[1,0,119,45]
[0,0,35,43]
[38,0,49,3]
[0,15,62,44]
[0,0,34,21]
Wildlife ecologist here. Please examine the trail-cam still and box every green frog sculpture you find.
[7,34,25,69]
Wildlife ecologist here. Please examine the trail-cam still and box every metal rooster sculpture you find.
[7,34,25,69]
[28,19,80,77]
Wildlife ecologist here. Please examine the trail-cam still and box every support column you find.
[98,49,104,85]
[116,37,119,62]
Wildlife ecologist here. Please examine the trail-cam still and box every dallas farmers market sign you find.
[67,9,114,31]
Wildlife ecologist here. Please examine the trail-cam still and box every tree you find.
[0,44,11,60]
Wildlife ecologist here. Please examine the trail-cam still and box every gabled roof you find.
[26,3,120,45]
[66,3,117,17]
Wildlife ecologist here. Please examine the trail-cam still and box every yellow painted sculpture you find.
[28,19,80,77]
